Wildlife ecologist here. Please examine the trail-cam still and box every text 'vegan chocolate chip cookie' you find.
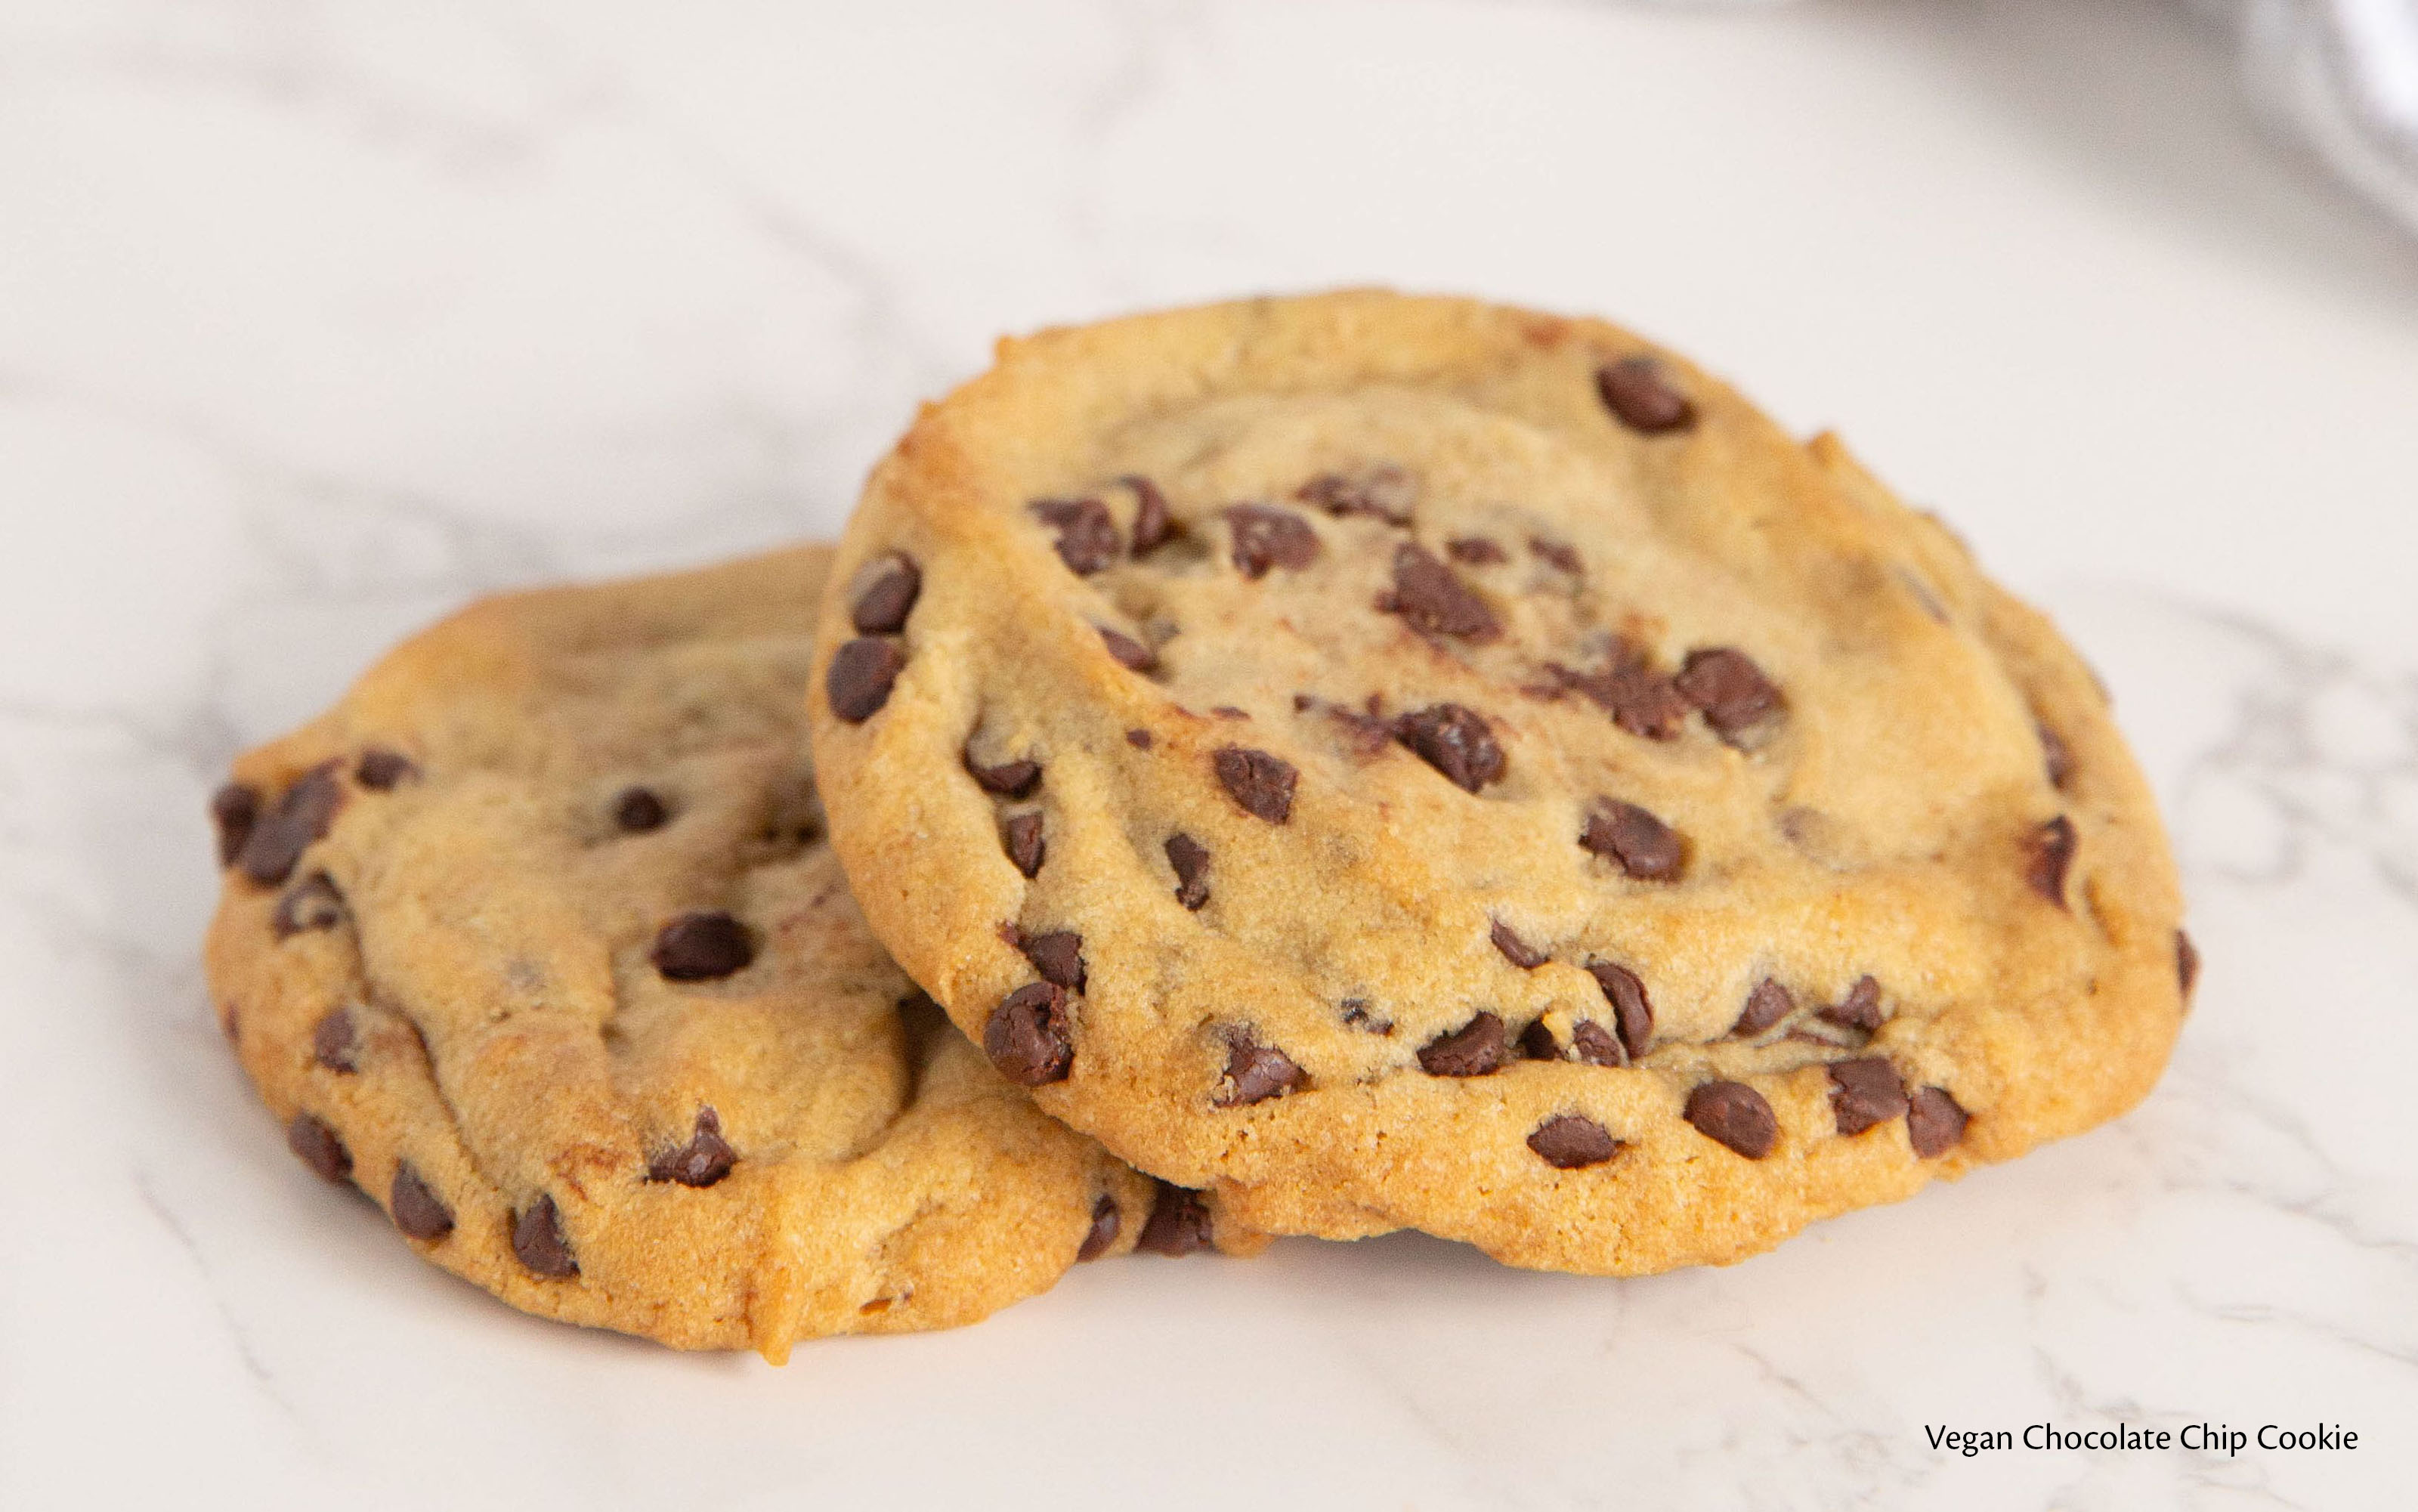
[204,548,1255,1362]
[807,290,2192,1276]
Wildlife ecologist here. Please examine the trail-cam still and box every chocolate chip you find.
[1733,977,1795,1037]
[1517,1019,1559,1060]
[1527,1114,1621,1170]
[1212,705,1249,720]
[1021,930,1087,992]
[1829,1058,1910,1136]
[311,1006,357,1073]
[286,1112,351,1183]
[827,637,906,723]
[1030,497,1119,574]
[2037,720,2073,790]
[2027,815,2076,906]
[1224,504,1319,579]
[1125,728,1154,750]
[614,787,669,832]
[1124,475,1174,556]
[1548,650,1689,740]
[1447,536,1506,565]
[649,1107,737,1187]
[1580,799,1684,882]
[1391,703,1505,793]
[651,911,756,981]
[1418,1012,1505,1077]
[1819,976,1885,1033]
[1906,1086,1969,1158]
[1076,1194,1121,1261]
[1136,1183,1214,1256]
[1298,465,1416,524]
[965,748,1041,798]
[852,553,922,633]
[1340,1000,1392,1034]
[1003,812,1046,877]
[1381,543,1500,642]
[985,982,1073,1085]
[1597,357,1697,434]
[210,782,259,867]
[1216,1030,1305,1106]
[1166,833,1211,909]
[1490,920,1548,969]
[1098,625,1157,672]
[1674,648,1782,742]
[1529,536,1583,575]
[1569,1019,1624,1067]
[2177,929,2200,997]
[1214,746,1296,824]
[237,761,345,886]
[1585,962,1653,1060]
[512,1194,578,1278]
[273,872,347,939]
[1309,696,1395,756]
[389,1162,453,1241]
[351,750,418,795]
[1684,1081,1777,1158]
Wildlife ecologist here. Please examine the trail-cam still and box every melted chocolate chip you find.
[2177,929,2200,997]
[1585,962,1653,1060]
[1569,1019,1624,1067]
[1124,475,1174,555]
[985,982,1073,1085]
[1214,747,1296,824]
[1684,1081,1777,1159]
[1529,536,1583,576]
[965,748,1041,798]
[1298,465,1416,524]
[311,1006,358,1073]
[1225,504,1320,579]
[355,748,418,790]
[1490,920,1549,969]
[1674,648,1782,742]
[512,1194,579,1278]
[1003,812,1046,878]
[1819,976,1884,1034]
[389,1162,453,1241]
[237,761,345,886]
[1021,930,1087,992]
[1447,536,1506,565]
[649,1107,737,1187]
[211,782,259,867]
[1076,1194,1121,1261]
[827,637,906,722]
[287,1112,351,1183]
[852,553,922,633]
[1126,728,1154,750]
[1528,1114,1622,1170]
[1216,1030,1305,1106]
[1906,1086,1969,1158]
[1098,625,1157,672]
[1030,497,1120,574]
[1580,799,1684,882]
[1382,543,1501,642]
[273,872,347,939]
[1136,1183,1214,1256]
[1733,977,1795,1037]
[1392,703,1505,793]
[1548,650,1689,740]
[1829,1058,1910,1136]
[1596,357,1697,434]
[2037,721,2073,790]
[1518,1019,1559,1060]
[1418,1012,1505,1077]
[614,787,669,833]
[651,911,756,982]
[2027,815,2077,906]
[1166,833,1211,909]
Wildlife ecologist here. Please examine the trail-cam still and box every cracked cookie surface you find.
[809,291,2192,1275]
[203,547,1247,1362]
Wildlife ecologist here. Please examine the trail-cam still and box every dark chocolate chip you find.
[1297,465,1416,524]
[2037,720,2073,790]
[1003,812,1046,877]
[1166,833,1211,909]
[1124,475,1174,556]
[614,787,669,833]
[1596,357,1697,434]
[1906,1086,1969,1158]
[1446,536,1506,565]
[1393,703,1505,793]
[2177,929,2200,997]
[1030,497,1120,574]
[354,747,417,791]
[1819,975,1885,1033]
[1224,504,1320,579]
[1829,1058,1910,1136]
[1733,977,1795,1037]
[1214,746,1296,824]
[985,982,1073,1085]
[1340,1000,1392,1034]
[965,748,1041,798]
[1216,1030,1305,1106]
[1418,1012,1505,1077]
[2027,815,2077,906]
[1585,961,1653,1060]
[651,911,756,982]
[1136,1182,1214,1256]
[1528,1114,1622,1170]
[851,553,922,633]
[389,1162,453,1241]
[1548,649,1689,741]
[237,761,345,886]
[1529,536,1583,575]
[1381,543,1500,642]
[273,872,347,939]
[1490,920,1549,969]
[512,1194,578,1278]
[649,1107,737,1187]
[827,636,907,723]
[1125,728,1154,750]
[1021,930,1087,992]
[1569,1019,1624,1067]
[1674,648,1782,742]
[1580,799,1684,882]
[311,1006,358,1073]
[286,1112,351,1183]
[1076,1194,1121,1261]
[1517,1019,1559,1060]
[1684,1081,1777,1158]
[210,782,260,867]
[1098,625,1157,672]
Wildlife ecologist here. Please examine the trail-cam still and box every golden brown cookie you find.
[808,291,2193,1275]
[204,546,1250,1363]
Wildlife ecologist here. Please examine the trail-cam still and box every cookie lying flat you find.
[204,547,1250,1362]
[808,291,2193,1275]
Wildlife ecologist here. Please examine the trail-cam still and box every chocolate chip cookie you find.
[204,547,1251,1362]
[807,292,2192,1275]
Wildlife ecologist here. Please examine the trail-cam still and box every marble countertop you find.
[3,2,2413,1507]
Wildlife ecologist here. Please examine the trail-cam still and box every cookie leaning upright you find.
[203,547,1216,1364]
[808,291,2194,1275]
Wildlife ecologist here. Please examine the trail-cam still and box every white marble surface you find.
[2,2,2413,1507]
